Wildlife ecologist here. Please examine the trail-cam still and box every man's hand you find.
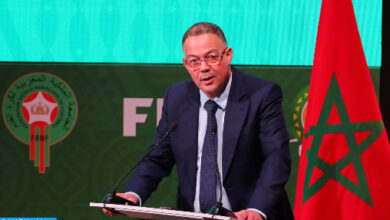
[234,210,264,220]
[102,193,139,216]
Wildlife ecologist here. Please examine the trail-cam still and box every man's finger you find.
[116,193,139,204]
[102,208,116,216]
[234,210,263,220]
[234,210,247,220]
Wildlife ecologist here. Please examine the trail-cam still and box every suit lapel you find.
[222,68,249,180]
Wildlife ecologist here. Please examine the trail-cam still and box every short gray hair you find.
[182,22,227,46]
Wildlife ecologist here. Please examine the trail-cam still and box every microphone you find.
[103,122,179,208]
[210,124,235,218]
[211,124,218,134]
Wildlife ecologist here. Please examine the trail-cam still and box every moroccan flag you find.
[293,0,390,219]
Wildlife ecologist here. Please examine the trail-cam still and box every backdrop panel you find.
[0,63,380,219]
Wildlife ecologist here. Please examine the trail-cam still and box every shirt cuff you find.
[125,192,142,206]
[247,208,267,220]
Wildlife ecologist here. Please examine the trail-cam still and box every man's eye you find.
[206,55,218,60]
[189,59,199,63]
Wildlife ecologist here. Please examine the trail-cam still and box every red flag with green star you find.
[293,0,390,219]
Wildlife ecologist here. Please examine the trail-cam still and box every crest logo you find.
[2,72,78,174]
[292,85,309,155]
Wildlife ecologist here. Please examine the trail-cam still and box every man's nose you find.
[199,60,210,72]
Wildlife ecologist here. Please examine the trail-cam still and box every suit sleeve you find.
[124,86,175,203]
[247,84,291,217]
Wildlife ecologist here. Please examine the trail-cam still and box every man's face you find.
[182,33,233,99]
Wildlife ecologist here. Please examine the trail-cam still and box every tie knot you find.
[204,100,219,114]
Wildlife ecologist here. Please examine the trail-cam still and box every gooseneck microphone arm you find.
[210,124,235,218]
[211,124,223,216]
[103,122,178,206]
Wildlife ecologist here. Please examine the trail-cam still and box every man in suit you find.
[104,22,293,220]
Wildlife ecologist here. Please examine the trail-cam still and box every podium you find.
[90,202,237,220]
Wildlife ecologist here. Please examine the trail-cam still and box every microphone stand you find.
[210,125,235,218]
[102,123,178,212]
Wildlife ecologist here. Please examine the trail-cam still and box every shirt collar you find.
[200,72,232,111]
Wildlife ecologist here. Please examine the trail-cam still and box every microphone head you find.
[212,124,218,133]
[170,122,178,131]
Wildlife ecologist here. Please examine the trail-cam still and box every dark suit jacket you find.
[125,67,294,219]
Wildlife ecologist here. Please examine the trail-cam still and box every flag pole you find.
[380,0,389,138]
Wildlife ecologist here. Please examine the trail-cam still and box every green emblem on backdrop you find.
[2,72,78,173]
[303,74,383,206]
[292,85,309,144]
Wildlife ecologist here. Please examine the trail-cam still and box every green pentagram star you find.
[302,73,384,206]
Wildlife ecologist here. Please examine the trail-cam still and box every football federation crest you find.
[2,73,78,174]
[292,85,309,155]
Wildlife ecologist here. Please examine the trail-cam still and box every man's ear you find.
[182,57,191,73]
[225,47,233,63]
[182,57,186,65]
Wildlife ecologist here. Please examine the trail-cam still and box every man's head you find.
[182,22,233,99]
